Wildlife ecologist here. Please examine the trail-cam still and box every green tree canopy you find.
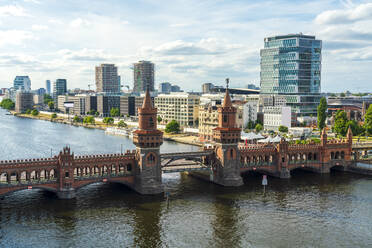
[165,120,180,133]
[255,123,263,132]
[278,125,288,133]
[25,109,32,114]
[31,109,39,116]
[364,104,372,135]
[246,120,255,129]
[334,110,348,136]
[340,92,346,97]
[43,94,53,105]
[48,101,54,110]
[117,120,127,128]
[51,113,57,119]
[317,97,327,130]
[103,117,114,125]
[110,107,120,117]
[157,116,162,123]
[83,116,95,125]
[0,98,15,110]
[346,120,364,136]
[73,115,82,123]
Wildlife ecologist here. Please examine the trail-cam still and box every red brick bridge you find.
[1,80,370,199]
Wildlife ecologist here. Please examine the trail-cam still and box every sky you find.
[0,0,372,92]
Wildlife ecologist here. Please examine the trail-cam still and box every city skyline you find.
[0,0,372,92]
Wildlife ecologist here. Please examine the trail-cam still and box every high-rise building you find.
[15,91,34,113]
[158,82,171,93]
[202,83,214,93]
[14,76,31,91]
[46,80,51,94]
[133,61,154,93]
[95,64,120,94]
[53,79,67,106]
[260,33,322,116]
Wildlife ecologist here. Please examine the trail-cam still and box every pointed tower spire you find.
[222,78,232,107]
[142,84,153,109]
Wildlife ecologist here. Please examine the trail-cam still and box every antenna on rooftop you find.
[226,78,229,89]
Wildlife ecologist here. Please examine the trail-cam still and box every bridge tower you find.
[277,138,290,178]
[211,78,243,186]
[132,86,164,194]
[56,146,76,199]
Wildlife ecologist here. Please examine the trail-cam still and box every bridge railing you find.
[288,160,320,165]
[0,178,58,187]
[73,171,133,180]
[242,162,274,167]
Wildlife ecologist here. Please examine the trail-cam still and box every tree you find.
[157,116,162,123]
[364,104,372,135]
[0,98,15,110]
[317,97,327,130]
[340,92,346,97]
[110,107,120,117]
[73,115,82,123]
[31,109,39,116]
[83,116,95,125]
[25,109,32,114]
[255,123,263,132]
[246,120,255,129]
[334,110,348,136]
[43,94,53,104]
[117,120,127,128]
[103,117,114,125]
[95,111,100,117]
[51,113,57,119]
[48,101,54,111]
[278,125,288,133]
[346,120,364,136]
[165,120,180,133]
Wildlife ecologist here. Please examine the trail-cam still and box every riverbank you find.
[10,111,203,146]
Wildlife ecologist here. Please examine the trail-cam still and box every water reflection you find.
[0,109,372,247]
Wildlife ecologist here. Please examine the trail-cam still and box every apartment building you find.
[155,93,200,127]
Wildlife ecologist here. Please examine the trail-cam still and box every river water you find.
[0,108,371,248]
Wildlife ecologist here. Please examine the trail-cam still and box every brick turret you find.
[132,86,164,194]
[212,78,243,187]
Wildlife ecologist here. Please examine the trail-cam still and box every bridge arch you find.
[0,185,58,197]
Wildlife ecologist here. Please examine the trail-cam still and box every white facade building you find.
[14,76,31,91]
[155,92,200,127]
[263,106,291,131]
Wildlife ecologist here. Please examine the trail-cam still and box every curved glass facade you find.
[260,34,322,116]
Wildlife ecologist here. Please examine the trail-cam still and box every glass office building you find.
[260,34,322,116]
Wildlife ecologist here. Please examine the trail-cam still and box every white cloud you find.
[144,38,242,56]
[0,5,29,17]
[315,3,372,24]
[0,30,34,47]
[57,48,114,61]
[31,24,48,31]
[24,0,41,4]
[70,18,91,28]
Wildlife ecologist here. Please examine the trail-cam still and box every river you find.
[0,108,371,248]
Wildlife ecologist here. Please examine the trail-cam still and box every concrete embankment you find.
[11,111,202,146]
[348,162,372,175]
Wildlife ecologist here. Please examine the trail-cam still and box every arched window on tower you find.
[223,115,227,123]
[147,153,156,164]
[149,117,154,128]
